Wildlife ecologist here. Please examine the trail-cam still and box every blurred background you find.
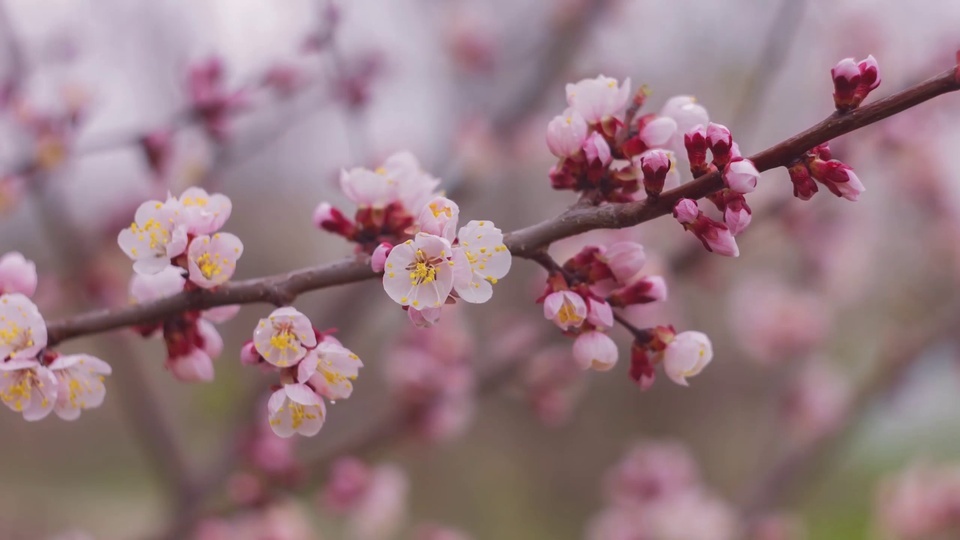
[2,0,960,538]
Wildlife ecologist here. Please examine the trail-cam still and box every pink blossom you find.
[419,196,460,242]
[345,464,409,540]
[573,331,618,371]
[0,252,37,297]
[314,202,356,238]
[565,75,632,123]
[583,132,612,166]
[808,159,865,201]
[603,440,700,505]
[684,124,710,174]
[586,298,614,329]
[701,224,739,257]
[706,122,733,166]
[253,307,318,368]
[673,198,700,224]
[546,108,589,158]
[639,116,678,148]
[662,331,712,386]
[451,220,511,304]
[638,149,672,197]
[117,197,189,275]
[0,357,57,421]
[831,57,862,110]
[129,265,186,303]
[140,129,173,177]
[723,158,760,194]
[0,293,47,360]
[724,204,752,236]
[239,341,260,366]
[543,290,587,330]
[876,462,960,539]
[660,96,709,152]
[167,347,215,382]
[186,232,244,288]
[342,151,440,213]
[383,233,455,310]
[297,341,363,400]
[371,242,393,273]
[602,242,647,284]
[322,457,374,513]
[858,54,881,91]
[48,353,112,420]
[177,187,232,235]
[267,383,326,438]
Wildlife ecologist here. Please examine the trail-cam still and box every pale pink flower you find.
[167,347,215,382]
[371,243,392,273]
[602,242,646,284]
[340,167,397,208]
[419,196,460,242]
[408,306,442,328]
[186,233,244,289]
[565,75,632,124]
[0,357,57,421]
[586,298,614,330]
[253,307,318,368]
[546,108,589,158]
[639,116,678,148]
[177,187,232,234]
[573,331,618,371]
[451,220,511,304]
[383,233,455,310]
[129,265,186,302]
[646,490,737,540]
[543,290,587,330]
[660,96,709,152]
[0,252,37,297]
[723,159,760,194]
[662,331,713,386]
[240,341,260,366]
[604,440,700,505]
[0,293,47,360]
[267,383,326,438]
[876,462,960,539]
[297,341,363,400]
[583,132,612,166]
[381,151,441,213]
[346,464,409,540]
[117,198,188,275]
[48,353,112,420]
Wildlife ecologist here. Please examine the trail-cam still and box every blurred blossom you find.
[728,278,829,365]
[603,440,700,505]
[322,458,409,540]
[522,346,587,426]
[781,358,850,442]
[875,462,960,539]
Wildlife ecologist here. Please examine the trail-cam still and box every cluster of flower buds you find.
[129,266,238,382]
[187,57,250,142]
[587,440,736,540]
[0,252,112,421]
[315,153,512,326]
[536,241,711,389]
[831,55,880,112]
[118,187,243,286]
[628,325,714,390]
[546,76,711,203]
[240,307,363,438]
[786,143,865,201]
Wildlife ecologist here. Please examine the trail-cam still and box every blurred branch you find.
[43,64,960,346]
[740,302,960,521]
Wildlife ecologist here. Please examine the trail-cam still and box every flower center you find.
[407,249,441,286]
[557,300,583,325]
[181,196,208,207]
[289,402,318,429]
[195,252,223,279]
[130,218,171,251]
[0,320,33,354]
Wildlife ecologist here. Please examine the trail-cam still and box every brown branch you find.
[43,66,960,347]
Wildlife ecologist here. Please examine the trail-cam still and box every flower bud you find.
[240,340,261,366]
[683,125,709,176]
[313,202,356,237]
[0,252,38,297]
[602,241,646,284]
[638,149,672,198]
[608,276,668,307]
[722,158,759,194]
[662,331,712,386]
[787,162,818,200]
[586,298,614,330]
[673,198,700,225]
[573,331,618,371]
[371,242,392,273]
[583,132,612,166]
[418,196,460,241]
[706,123,733,167]
[546,108,589,158]
[629,342,656,390]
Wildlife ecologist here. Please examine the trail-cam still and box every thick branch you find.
[44,67,960,347]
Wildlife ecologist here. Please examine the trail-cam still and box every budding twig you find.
[43,66,960,347]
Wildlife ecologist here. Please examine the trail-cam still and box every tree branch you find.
[44,66,960,347]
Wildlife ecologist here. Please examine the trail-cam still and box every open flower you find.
[419,196,460,242]
[565,75,632,124]
[382,233,455,310]
[0,358,58,421]
[48,354,112,420]
[186,232,244,288]
[267,383,326,438]
[0,252,37,297]
[253,307,318,368]
[546,108,589,158]
[543,291,588,330]
[662,331,713,386]
[117,197,188,275]
[0,293,47,360]
[297,341,363,400]
[452,220,511,304]
[177,187,232,234]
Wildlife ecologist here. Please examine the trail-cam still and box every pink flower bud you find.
[673,198,700,225]
[722,158,759,194]
[662,331,712,386]
[629,342,656,390]
[573,331,618,371]
[167,348,215,383]
[371,242,392,273]
[602,241,647,284]
[408,306,442,328]
[543,291,588,330]
[858,55,881,92]
[701,222,739,257]
[787,162,818,200]
[0,252,37,297]
[639,149,672,197]
[831,57,862,111]
[586,298,614,330]
[808,159,866,201]
[723,199,752,236]
[608,275,667,307]
[240,340,261,366]
[419,197,460,241]
[706,122,733,167]
[546,108,589,158]
[313,202,356,237]
[583,132,612,166]
[683,125,709,175]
